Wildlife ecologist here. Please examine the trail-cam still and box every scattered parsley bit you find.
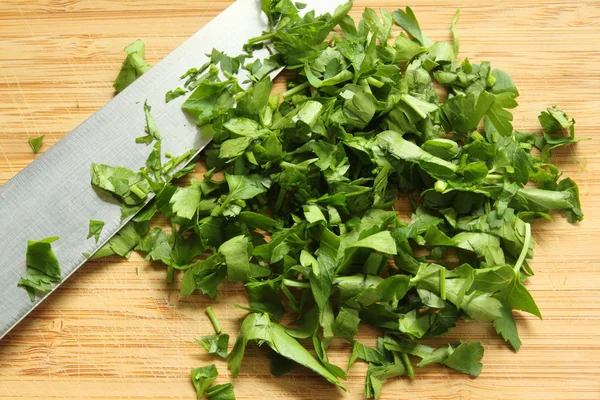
[136,101,162,145]
[28,135,44,154]
[18,236,61,301]
[165,87,186,103]
[87,220,105,243]
[190,365,236,400]
[191,364,218,399]
[206,306,222,334]
[206,383,235,400]
[90,220,148,259]
[229,313,346,389]
[196,333,229,359]
[90,163,151,205]
[113,39,151,93]
[196,307,229,358]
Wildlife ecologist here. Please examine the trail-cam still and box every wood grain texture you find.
[1,0,599,399]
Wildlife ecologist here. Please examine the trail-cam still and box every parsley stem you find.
[470,131,485,141]
[514,222,532,274]
[400,353,415,380]
[206,306,222,334]
[366,77,384,88]
[246,32,276,45]
[274,188,286,214]
[162,150,192,174]
[486,173,503,181]
[439,267,446,300]
[166,265,174,283]
[282,81,310,99]
[212,199,226,216]
[359,78,372,94]
[130,183,148,200]
[283,279,311,289]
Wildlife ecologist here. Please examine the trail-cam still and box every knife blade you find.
[0,0,346,339]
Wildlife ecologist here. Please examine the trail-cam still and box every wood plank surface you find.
[1,0,599,399]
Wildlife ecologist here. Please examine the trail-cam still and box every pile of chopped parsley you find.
[20,2,585,399]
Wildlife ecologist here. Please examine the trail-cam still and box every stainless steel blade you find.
[0,0,346,338]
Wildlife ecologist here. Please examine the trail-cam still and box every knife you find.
[0,0,346,339]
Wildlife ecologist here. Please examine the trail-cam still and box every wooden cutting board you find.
[1,1,599,399]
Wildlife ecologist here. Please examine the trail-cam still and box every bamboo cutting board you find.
[1,1,599,399]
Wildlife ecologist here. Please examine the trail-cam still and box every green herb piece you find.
[191,364,218,399]
[18,237,61,301]
[196,333,229,359]
[18,266,60,301]
[90,163,152,205]
[228,313,346,389]
[244,279,285,320]
[182,78,235,126]
[363,8,393,43]
[89,220,148,259]
[211,174,270,217]
[136,101,162,145]
[206,306,222,334]
[25,236,60,278]
[332,307,361,343]
[170,182,201,220]
[385,337,484,376]
[494,306,522,351]
[113,39,151,93]
[87,220,105,243]
[219,235,270,282]
[365,362,407,399]
[348,341,389,370]
[196,306,230,359]
[442,341,484,376]
[180,254,227,299]
[165,87,186,102]
[28,135,44,154]
[392,6,427,45]
[206,383,236,400]
[377,130,458,180]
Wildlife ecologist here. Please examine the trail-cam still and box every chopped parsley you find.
[87,220,105,243]
[18,237,61,301]
[28,135,44,154]
[82,2,585,399]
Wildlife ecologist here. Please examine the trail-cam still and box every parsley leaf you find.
[165,87,186,103]
[18,236,61,301]
[170,182,201,220]
[87,220,105,243]
[211,174,270,217]
[90,221,148,259]
[191,364,218,399]
[113,39,151,93]
[90,163,151,205]
[28,135,44,154]
[136,101,162,145]
[196,333,229,359]
[392,6,428,46]
[494,306,522,351]
[182,78,234,126]
[219,235,270,282]
[25,236,60,279]
[228,313,346,389]
[442,341,484,376]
